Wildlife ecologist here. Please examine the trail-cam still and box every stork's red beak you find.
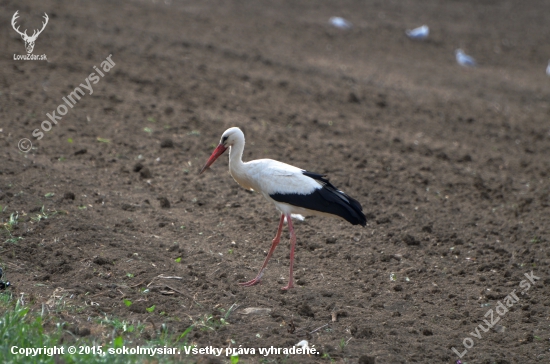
[199,144,228,174]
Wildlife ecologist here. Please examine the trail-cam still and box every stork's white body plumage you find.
[200,127,366,289]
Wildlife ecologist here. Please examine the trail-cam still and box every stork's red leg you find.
[281,214,296,290]
[239,214,285,287]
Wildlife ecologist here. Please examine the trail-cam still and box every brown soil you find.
[2,0,550,363]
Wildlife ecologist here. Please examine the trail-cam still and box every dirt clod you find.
[358,356,376,364]
[351,325,373,339]
[160,139,174,148]
[297,303,314,317]
[422,329,433,336]
[403,234,420,246]
[157,197,170,208]
[139,167,152,179]
[325,237,337,244]
[93,256,112,265]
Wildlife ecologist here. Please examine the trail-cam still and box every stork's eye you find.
[222,136,228,144]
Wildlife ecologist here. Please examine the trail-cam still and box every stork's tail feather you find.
[315,184,367,226]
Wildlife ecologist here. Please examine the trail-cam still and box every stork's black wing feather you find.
[270,170,367,226]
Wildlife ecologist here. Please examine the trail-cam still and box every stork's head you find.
[199,127,244,174]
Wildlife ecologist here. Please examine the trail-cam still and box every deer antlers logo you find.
[11,11,49,54]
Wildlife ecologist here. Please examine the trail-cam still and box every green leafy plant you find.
[30,206,66,223]
[2,212,23,243]
[1,287,194,363]
[2,212,19,232]
[194,303,237,331]
[339,337,352,354]
[99,315,144,335]
[530,236,541,244]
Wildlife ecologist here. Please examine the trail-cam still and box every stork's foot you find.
[239,277,262,287]
[281,282,294,290]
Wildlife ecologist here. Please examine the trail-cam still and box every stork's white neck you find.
[228,132,246,174]
[227,132,255,190]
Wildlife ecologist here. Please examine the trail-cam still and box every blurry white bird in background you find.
[329,17,352,30]
[455,49,477,67]
[406,25,429,40]
[546,60,550,76]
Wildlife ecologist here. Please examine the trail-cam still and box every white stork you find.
[199,127,366,290]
